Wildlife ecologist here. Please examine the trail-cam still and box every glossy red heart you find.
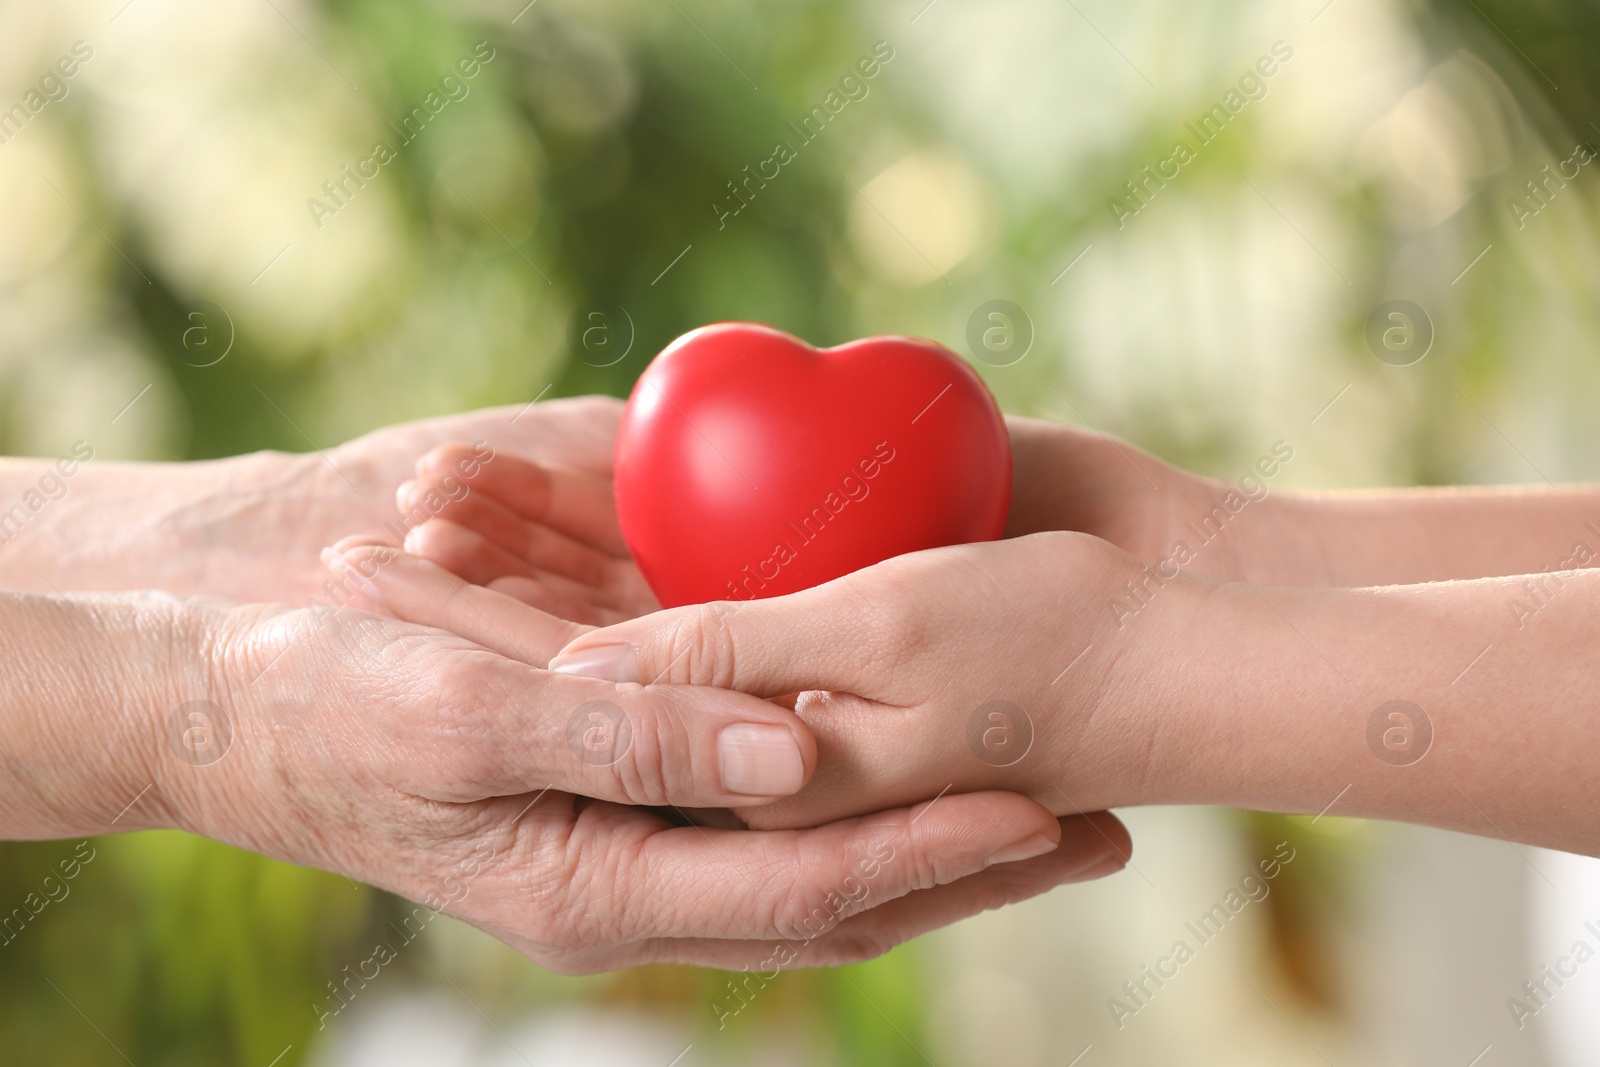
[613,322,1011,607]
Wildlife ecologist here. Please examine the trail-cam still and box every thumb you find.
[547,586,890,698]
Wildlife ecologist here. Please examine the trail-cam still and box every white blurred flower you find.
[849,148,991,286]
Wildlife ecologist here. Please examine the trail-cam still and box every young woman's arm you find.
[540,530,1600,855]
[1006,415,1600,587]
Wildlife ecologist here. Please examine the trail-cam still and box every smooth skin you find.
[390,414,1600,857]
[0,398,1130,975]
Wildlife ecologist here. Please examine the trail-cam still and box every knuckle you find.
[657,603,739,688]
[600,698,687,805]
[845,810,937,893]
[763,852,834,942]
[855,574,927,673]
[1034,528,1114,572]
[532,887,600,964]
[771,889,841,943]
[765,845,883,943]
[501,823,613,964]
[426,660,505,780]
[544,825,655,956]
[331,637,503,794]
[812,926,900,966]
[896,822,944,892]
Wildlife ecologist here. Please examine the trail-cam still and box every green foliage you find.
[0,835,370,1065]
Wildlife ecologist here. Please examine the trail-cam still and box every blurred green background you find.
[3,0,1600,1063]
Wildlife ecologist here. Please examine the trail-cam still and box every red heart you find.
[613,322,1011,607]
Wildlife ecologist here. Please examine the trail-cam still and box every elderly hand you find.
[389,442,658,626]
[0,396,629,605]
[378,419,1200,826]
[300,541,1135,964]
[0,579,1129,975]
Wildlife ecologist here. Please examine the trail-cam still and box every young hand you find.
[1005,414,1283,582]
[542,531,1182,831]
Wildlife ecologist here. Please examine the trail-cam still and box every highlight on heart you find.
[3,2,1599,1064]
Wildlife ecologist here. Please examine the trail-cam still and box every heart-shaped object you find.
[614,322,1011,607]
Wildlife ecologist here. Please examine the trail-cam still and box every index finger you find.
[333,543,589,665]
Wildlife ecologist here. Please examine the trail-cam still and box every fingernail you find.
[717,723,805,797]
[549,642,639,683]
[984,832,1059,867]
[1068,855,1126,882]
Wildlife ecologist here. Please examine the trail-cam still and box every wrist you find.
[1070,562,1244,810]
[0,590,209,838]
[150,596,290,844]
[1224,490,1333,586]
[1124,576,1274,808]
[1149,458,1320,586]
[0,448,328,602]
[1020,533,1233,812]
[1003,416,1180,554]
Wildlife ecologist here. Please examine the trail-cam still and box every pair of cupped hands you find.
[191,397,1229,976]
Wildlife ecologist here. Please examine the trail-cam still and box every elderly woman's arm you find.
[0,397,624,602]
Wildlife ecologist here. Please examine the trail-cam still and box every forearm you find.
[1012,416,1600,587]
[1245,485,1600,586]
[1150,569,1600,853]
[0,450,331,601]
[0,398,627,604]
[0,590,193,839]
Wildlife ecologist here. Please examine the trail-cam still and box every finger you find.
[318,534,402,614]
[797,811,1129,965]
[417,444,629,557]
[380,636,818,807]
[502,563,624,613]
[331,544,588,665]
[404,515,539,585]
[405,519,623,609]
[407,517,626,610]
[400,475,619,589]
[614,811,1130,970]
[792,810,1130,966]
[733,689,1005,833]
[545,579,892,697]
[559,790,1067,945]
[486,576,629,627]
[327,531,402,554]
